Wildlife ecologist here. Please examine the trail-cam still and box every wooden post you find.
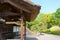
[20,16,24,40]
[24,22,26,40]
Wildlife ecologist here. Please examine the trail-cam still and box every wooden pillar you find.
[24,22,26,40]
[20,10,26,40]
[20,16,25,40]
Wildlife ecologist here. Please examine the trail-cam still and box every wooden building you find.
[0,0,41,40]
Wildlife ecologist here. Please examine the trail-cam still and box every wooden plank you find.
[0,33,6,40]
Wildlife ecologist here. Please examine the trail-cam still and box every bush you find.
[42,29,50,33]
[42,26,60,35]
[49,26,60,35]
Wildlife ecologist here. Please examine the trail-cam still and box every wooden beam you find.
[6,21,20,25]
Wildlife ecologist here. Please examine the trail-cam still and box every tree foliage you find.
[27,8,60,32]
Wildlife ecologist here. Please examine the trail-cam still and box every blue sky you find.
[31,0,60,13]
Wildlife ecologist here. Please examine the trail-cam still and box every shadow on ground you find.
[26,37,38,40]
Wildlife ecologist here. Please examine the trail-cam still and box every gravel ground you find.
[37,33,60,40]
[7,33,60,40]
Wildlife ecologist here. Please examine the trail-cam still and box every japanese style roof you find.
[0,0,41,22]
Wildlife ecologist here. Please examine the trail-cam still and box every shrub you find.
[42,26,60,35]
[42,29,50,33]
[49,26,60,35]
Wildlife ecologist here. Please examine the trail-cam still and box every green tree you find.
[54,8,60,26]
[55,8,60,18]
